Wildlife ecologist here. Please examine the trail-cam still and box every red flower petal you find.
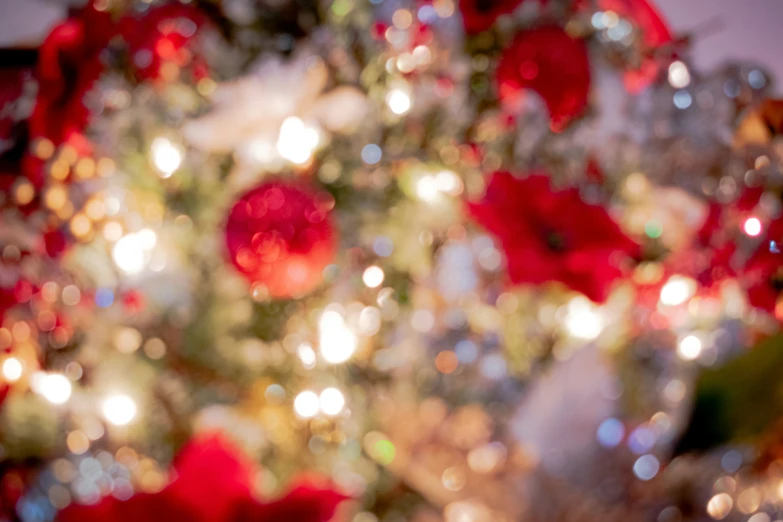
[238,476,348,522]
[496,27,591,131]
[468,172,639,302]
[31,1,112,146]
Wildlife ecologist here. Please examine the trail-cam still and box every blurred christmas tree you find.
[1,0,783,521]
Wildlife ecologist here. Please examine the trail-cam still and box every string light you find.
[706,493,733,520]
[660,275,696,306]
[276,116,320,164]
[102,394,137,426]
[386,88,412,115]
[297,342,317,369]
[319,387,345,415]
[33,373,72,405]
[112,230,157,274]
[743,217,762,237]
[677,335,702,360]
[362,266,385,288]
[415,174,440,203]
[668,60,691,89]
[294,390,320,418]
[151,137,183,178]
[318,308,358,364]
[2,357,23,382]
[564,297,604,340]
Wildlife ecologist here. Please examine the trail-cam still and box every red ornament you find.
[496,27,591,131]
[58,434,348,522]
[467,172,639,302]
[121,3,208,82]
[30,1,113,147]
[225,181,337,299]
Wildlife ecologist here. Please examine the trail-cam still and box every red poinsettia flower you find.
[121,3,208,82]
[58,434,347,522]
[744,218,783,315]
[496,26,591,131]
[460,0,526,34]
[468,172,639,302]
[30,1,113,147]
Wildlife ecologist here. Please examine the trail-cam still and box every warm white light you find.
[319,387,345,416]
[668,61,691,89]
[137,228,157,250]
[386,88,411,115]
[678,335,702,361]
[318,309,358,364]
[294,390,320,418]
[102,394,137,426]
[297,342,317,369]
[435,170,462,195]
[2,357,23,382]
[363,266,385,288]
[564,297,604,340]
[151,137,183,178]
[112,233,148,274]
[660,275,696,306]
[277,117,320,164]
[416,175,440,203]
[743,217,762,237]
[706,493,733,520]
[33,373,72,405]
[247,137,277,165]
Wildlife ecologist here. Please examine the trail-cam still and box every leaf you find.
[675,332,783,455]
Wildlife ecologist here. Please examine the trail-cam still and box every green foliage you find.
[676,333,783,454]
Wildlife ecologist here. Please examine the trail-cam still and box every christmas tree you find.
[1,0,783,521]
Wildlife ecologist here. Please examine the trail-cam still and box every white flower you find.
[183,51,368,174]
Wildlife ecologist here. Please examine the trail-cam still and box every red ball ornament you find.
[225,181,337,299]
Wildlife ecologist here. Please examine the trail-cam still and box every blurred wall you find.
[0,0,782,92]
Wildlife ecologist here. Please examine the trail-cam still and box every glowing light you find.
[415,175,440,203]
[151,137,182,178]
[276,117,320,164]
[2,357,23,382]
[743,217,762,237]
[102,394,137,426]
[633,454,660,481]
[668,60,691,89]
[596,418,625,447]
[435,170,462,195]
[673,90,692,110]
[137,228,157,250]
[318,309,358,364]
[297,343,317,369]
[33,373,72,405]
[294,390,320,418]
[660,275,696,306]
[564,297,604,340]
[319,387,345,415]
[362,266,385,288]
[677,335,702,360]
[386,88,411,115]
[706,493,733,520]
[112,231,156,274]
